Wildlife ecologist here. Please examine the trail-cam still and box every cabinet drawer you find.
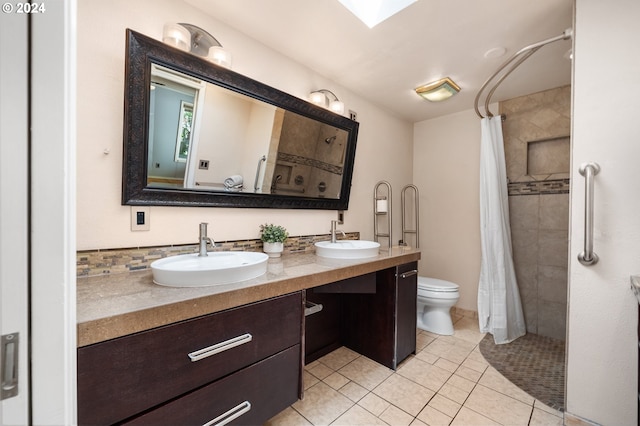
[124,345,300,426]
[78,292,302,425]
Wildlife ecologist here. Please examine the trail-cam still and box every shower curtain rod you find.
[474,28,573,119]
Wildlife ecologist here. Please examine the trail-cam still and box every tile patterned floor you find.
[479,333,565,412]
[266,317,564,425]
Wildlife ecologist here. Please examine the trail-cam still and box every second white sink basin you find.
[151,251,269,287]
[314,240,381,259]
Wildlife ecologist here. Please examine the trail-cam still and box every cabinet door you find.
[395,262,418,365]
[123,345,300,426]
[341,262,417,369]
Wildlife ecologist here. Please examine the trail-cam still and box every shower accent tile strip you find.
[277,152,343,175]
[76,232,359,278]
[507,178,570,196]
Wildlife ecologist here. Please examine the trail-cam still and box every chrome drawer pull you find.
[400,269,418,279]
[203,400,251,426]
[188,333,252,362]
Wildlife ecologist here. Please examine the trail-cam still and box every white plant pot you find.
[263,241,283,258]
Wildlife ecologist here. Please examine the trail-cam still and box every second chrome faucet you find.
[198,222,215,256]
[330,220,346,243]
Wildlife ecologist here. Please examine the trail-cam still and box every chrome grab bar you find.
[401,184,419,248]
[577,162,600,266]
[374,180,392,250]
[254,155,266,191]
[203,400,251,426]
[188,333,252,362]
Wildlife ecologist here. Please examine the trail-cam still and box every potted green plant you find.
[259,223,289,257]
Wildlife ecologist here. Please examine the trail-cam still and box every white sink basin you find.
[151,251,269,287]
[314,240,381,259]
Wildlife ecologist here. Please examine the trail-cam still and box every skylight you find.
[338,0,417,28]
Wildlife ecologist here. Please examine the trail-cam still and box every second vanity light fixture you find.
[415,77,460,102]
[162,23,232,69]
[309,89,345,115]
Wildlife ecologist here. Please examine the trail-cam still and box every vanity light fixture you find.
[309,89,345,114]
[415,77,461,102]
[162,23,232,69]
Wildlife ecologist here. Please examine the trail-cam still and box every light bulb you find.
[207,46,232,69]
[162,23,190,52]
[309,91,326,106]
[329,100,345,114]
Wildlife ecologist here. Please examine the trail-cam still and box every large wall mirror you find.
[123,29,359,209]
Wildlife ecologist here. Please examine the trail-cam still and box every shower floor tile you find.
[479,332,565,411]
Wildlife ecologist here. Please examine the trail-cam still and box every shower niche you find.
[526,136,570,179]
[501,85,571,341]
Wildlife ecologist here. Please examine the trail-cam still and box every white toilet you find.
[417,276,460,335]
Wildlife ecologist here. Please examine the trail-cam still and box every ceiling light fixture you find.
[309,89,345,114]
[415,77,461,102]
[162,23,232,69]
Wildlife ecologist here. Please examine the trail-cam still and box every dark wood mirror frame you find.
[122,29,359,209]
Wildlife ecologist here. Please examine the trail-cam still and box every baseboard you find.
[451,306,478,320]
[564,411,601,426]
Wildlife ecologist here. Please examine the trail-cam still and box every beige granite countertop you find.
[77,247,420,347]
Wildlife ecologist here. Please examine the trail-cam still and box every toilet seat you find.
[418,277,459,293]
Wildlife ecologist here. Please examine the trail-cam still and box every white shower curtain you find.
[478,116,526,344]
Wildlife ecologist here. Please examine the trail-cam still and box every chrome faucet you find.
[198,222,215,257]
[330,220,346,243]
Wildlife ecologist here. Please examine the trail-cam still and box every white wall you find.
[413,108,487,311]
[566,0,640,424]
[76,0,413,250]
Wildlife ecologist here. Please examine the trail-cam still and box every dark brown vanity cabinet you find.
[77,292,303,425]
[305,262,418,369]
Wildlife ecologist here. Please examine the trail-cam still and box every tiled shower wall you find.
[501,85,571,341]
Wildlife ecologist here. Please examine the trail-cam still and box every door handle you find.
[1,333,19,400]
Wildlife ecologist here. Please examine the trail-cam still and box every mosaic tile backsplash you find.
[77,232,359,278]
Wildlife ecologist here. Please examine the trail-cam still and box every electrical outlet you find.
[348,110,358,121]
[199,159,209,170]
[131,206,150,231]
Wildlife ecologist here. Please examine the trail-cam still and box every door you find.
[565,1,640,425]
[0,11,30,425]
